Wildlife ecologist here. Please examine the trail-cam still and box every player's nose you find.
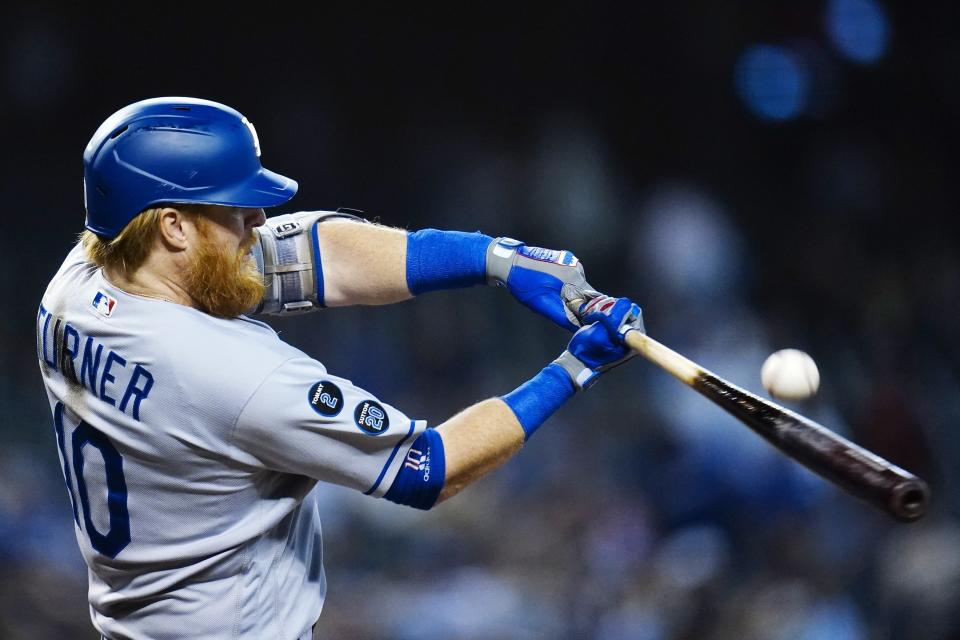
[246,208,267,229]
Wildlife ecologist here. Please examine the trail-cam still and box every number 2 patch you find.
[308,380,344,416]
[354,400,389,435]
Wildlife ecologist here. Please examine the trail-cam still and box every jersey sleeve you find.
[231,357,428,497]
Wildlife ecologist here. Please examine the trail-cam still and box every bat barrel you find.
[561,286,931,522]
[693,371,931,522]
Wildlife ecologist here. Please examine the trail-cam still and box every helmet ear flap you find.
[82,97,298,238]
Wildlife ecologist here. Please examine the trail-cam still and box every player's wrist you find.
[552,350,598,389]
[485,237,522,285]
[405,229,493,295]
[501,363,577,440]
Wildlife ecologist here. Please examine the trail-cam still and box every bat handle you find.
[562,284,683,375]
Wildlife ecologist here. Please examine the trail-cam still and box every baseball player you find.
[37,97,644,639]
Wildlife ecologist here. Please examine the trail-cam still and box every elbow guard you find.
[384,429,446,510]
[250,208,366,315]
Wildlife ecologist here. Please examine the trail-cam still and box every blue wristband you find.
[501,363,576,440]
[405,229,493,295]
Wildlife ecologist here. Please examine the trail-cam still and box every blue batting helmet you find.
[83,97,298,237]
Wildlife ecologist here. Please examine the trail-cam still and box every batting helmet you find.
[83,97,298,238]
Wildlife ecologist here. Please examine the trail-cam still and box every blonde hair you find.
[81,206,200,276]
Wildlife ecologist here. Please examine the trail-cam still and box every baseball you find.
[761,348,820,400]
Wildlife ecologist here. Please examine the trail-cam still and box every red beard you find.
[182,222,264,318]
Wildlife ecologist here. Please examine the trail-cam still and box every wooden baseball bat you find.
[565,288,930,522]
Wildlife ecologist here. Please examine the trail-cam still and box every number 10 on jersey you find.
[53,402,131,558]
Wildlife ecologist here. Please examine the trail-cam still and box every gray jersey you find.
[37,244,426,640]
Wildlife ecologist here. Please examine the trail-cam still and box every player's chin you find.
[200,274,264,318]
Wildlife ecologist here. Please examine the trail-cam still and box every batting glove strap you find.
[553,350,600,389]
[251,209,366,315]
[485,237,523,283]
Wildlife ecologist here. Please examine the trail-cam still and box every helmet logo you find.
[242,116,261,157]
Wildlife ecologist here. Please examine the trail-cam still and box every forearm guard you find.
[250,209,365,315]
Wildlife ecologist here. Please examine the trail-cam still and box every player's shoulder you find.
[43,242,97,299]
[138,301,306,381]
[40,242,314,396]
[46,256,304,385]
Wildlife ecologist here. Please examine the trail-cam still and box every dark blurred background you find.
[3,2,959,638]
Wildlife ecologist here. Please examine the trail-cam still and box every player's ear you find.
[157,206,194,251]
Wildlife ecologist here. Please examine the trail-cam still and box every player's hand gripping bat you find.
[562,286,930,522]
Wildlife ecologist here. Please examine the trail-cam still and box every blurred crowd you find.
[3,2,959,638]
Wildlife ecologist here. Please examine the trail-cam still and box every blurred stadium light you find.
[632,184,744,302]
[735,44,810,121]
[826,0,890,64]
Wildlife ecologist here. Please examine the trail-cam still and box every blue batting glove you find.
[486,238,592,332]
[578,294,645,340]
[553,295,644,388]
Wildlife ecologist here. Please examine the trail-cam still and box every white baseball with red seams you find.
[761,348,820,400]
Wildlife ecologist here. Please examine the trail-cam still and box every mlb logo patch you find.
[92,290,117,317]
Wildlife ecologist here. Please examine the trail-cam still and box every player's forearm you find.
[256,213,586,330]
[386,298,639,509]
[434,363,577,502]
[319,221,496,306]
[434,399,525,502]
[316,219,412,306]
